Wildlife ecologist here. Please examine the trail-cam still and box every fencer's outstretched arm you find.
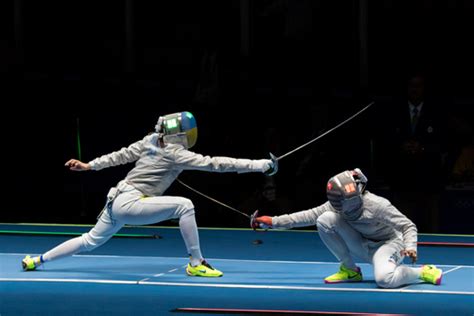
[87,136,150,171]
[262,203,330,229]
[170,145,274,174]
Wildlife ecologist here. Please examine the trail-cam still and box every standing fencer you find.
[23,111,276,277]
[252,168,442,288]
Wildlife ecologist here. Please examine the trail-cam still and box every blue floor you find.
[1,224,473,315]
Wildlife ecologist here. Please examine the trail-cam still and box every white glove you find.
[253,159,273,173]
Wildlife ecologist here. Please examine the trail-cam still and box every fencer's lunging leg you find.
[42,211,123,262]
[316,212,368,270]
[115,193,204,267]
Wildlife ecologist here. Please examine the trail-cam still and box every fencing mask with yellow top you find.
[155,111,198,149]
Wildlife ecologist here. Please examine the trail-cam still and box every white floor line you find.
[0,278,138,285]
[1,277,472,296]
[138,280,474,295]
[138,266,184,282]
[442,266,464,274]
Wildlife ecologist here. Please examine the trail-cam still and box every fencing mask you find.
[155,111,198,149]
[326,168,368,220]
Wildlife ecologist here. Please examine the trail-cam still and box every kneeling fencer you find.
[23,111,276,277]
[252,168,442,288]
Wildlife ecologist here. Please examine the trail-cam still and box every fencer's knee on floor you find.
[375,271,397,288]
[374,263,399,288]
[316,211,342,233]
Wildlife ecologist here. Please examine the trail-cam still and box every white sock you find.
[32,256,43,266]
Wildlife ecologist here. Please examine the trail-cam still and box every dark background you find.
[2,0,473,233]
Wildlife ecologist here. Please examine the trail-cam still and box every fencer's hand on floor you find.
[401,249,418,264]
[65,159,91,171]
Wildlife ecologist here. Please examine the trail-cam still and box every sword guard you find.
[250,210,259,230]
[250,210,270,231]
[264,152,279,176]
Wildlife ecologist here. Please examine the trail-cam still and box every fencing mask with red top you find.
[326,168,368,220]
